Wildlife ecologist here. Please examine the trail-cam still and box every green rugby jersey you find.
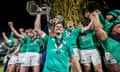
[20,36,44,53]
[77,31,96,50]
[99,14,120,65]
[42,34,74,72]
[63,28,82,48]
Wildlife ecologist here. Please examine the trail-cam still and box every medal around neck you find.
[55,37,63,54]
[56,49,61,54]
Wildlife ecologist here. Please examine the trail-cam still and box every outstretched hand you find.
[19,28,24,32]
[89,11,99,20]
[2,32,5,35]
[8,21,14,26]
[1,42,4,46]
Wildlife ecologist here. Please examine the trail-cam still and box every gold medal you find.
[56,50,61,54]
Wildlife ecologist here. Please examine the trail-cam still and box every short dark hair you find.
[55,22,64,27]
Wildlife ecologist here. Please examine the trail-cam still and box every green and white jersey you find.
[99,14,113,34]
[9,33,14,42]
[26,37,44,53]
[98,38,112,52]
[99,14,120,65]
[42,34,74,72]
[5,41,18,55]
[63,28,83,48]
[5,41,13,55]
[104,21,113,35]
[19,36,30,53]
[5,33,14,55]
[20,36,44,53]
[99,14,120,51]
[98,14,115,52]
[101,37,120,66]
[5,37,14,55]
[99,14,120,34]
[19,39,27,53]
[108,38,120,65]
[77,31,96,50]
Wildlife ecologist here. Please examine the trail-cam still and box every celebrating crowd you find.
[1,8,120,72]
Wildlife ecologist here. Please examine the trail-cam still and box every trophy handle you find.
[26,1,40,16]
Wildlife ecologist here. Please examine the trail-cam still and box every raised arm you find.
[8,21,24,39]
[12,44,21,55]
[1,42,14,50]
[2,32,9,42]
[92,11,108,41]
[37,29,46,38]
[34,12,42,30]
[34,12,47,38]
[92,12,103,30]
[82,19,94,32]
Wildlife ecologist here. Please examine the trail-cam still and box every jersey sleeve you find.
[6,33,14,47]
[75,28,83,36]
[6,40,14,47]
[98,14,107,26]
[112,17,120,23]
[9,33,14,42]
[41,34,49,44]
[36,38,44,46]
[104,21,113,35]
[23,36,31,44]
[19,39,23,45]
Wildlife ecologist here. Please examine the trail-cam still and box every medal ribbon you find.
[54,36,63,54]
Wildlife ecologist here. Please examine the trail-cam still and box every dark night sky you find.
[0,0,35,33]
[0,0,120,35]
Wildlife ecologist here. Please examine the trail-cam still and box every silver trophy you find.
[26,0,51,21]
[53,15,64,24]
[26,1,40,16]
